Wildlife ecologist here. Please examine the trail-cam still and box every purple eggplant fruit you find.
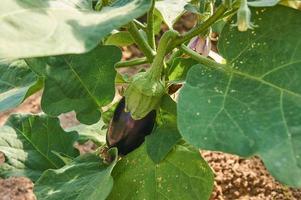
[106,97,156,155]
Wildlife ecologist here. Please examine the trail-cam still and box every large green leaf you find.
[155,0,189,28]
[34,150,117,200]
[0,114,79,181]
[146,96,181,163]
[26,45,121,125]
[0,0,151,59]
[0,60,42,112]
[108,143,214,200]
[178,6,301,187]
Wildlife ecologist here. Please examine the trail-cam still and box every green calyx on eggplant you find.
[124,71,165,120]
[106,97,156,155]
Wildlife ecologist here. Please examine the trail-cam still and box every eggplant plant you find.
[0,0,300,199]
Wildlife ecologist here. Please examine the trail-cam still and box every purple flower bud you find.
[188,36,211,57]
[188,36,199,50]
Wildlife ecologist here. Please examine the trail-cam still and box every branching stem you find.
[127,22,156,62]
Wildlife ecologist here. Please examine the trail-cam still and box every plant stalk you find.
[147,0,156,49]
[148,30,179,80]
[180,44,225,70]
[127,22,156,62]
[115,57,148,68]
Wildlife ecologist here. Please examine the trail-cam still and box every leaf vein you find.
[64,58,100,107]
[279,91,297,164]
[260,60,301,79]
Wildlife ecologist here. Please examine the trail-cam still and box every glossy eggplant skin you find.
[106,97,156,155]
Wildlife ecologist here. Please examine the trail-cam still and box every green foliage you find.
[146,95,181,163]
[0,0,151,59]
[178,5,301,187]
[105,31,134,47]
[26,45,121,125]
[66,120,107,145]
[35,150,118,200]
[0,0,300,199]
[0,60,42,112]
[108,143,214,200]
[168,57,198,82]
[0,115,79,181]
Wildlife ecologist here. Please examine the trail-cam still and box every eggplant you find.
[106,97,156,155]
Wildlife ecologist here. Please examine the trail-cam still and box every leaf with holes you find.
[178,5,301,187]
[0,114,79,181]
[26,45,121,125]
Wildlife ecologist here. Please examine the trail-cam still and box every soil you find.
[202,151,301,200]
[0,177,35,200]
